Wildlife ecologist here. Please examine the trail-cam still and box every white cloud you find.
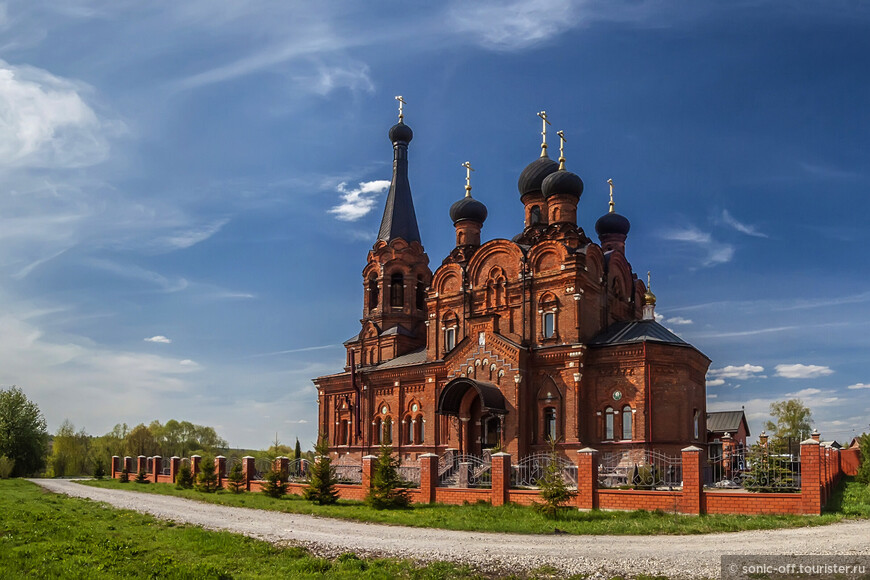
[654,312,664,323]
[721,209,768,238]
[144,335,172,344]
[450,0,580,51]
[666,316,693,325]
[295,62,375,96]
[157,219,229,250]
[847,383,870,390]
[707,394,718,399]
[775,364,834,379]
[660,226,734,266]
[328,180,390,222]
[179,359,198,367]
[706,378,725,387]
[0,59,118,169]
[707,364,765,381]
[785,388,822,397]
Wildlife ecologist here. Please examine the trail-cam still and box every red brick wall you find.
[598,489,681,511]
[703,491,802,515]
[841,448,861,476]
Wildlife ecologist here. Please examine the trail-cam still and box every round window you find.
[381,406,388,414]
[612,390,623,401]
[412,404,418,412]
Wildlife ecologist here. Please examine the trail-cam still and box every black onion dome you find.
[450,196,488,224]
[389,121,413,143]
[517,156,559,198]
[595,211,631,237]
[541,169,584,199]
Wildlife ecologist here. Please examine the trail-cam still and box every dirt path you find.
[32,479,870,578]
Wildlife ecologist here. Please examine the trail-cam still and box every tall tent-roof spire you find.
[377,96,421,244]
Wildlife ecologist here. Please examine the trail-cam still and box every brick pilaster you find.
[170,456,180,483]
[681,446,703,514]
[801,439,821,515]
[111,456,119,478]
[152,455,162,482]
[215,456,226,488]
[418,453,438,504]
[242,456,255,491]
[576,448,598,510]
[190,455,201,476]
[275,456,289,479]
[362,455,377,494]
[137,455,147,475]
[124,456,134,473]
[491,452,511,506]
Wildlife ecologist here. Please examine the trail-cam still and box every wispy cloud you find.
[328,180,390,222]
[846,383,870,390]
[156,218,229,250]
[721,209,767,238]
[707,364,765,382]
[85,259,189,293]
[449,0,582,51]
[801,162,861,181]
[293,62,375,96]
[666,316,693,325]
[660,226,734,266]
[785,387,823,397]
[775,364,834,379]
[144,335,172,344]
[248,344,341,359]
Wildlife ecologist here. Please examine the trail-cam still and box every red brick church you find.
[314,105,711,460]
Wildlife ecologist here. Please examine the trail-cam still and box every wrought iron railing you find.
[704,447,800,492]
[438,454,491,488]
[160,456,171,476]
[286,459,310,482]
[398,464,420,487]
[333,458,362,484]
[598,449,682,489]
[253,458,272,480]
[511,453,577,489]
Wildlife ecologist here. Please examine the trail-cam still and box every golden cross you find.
[462,161,474,197]
[556,130,566,170]
[395,95,406,121]
[647,271,651,291]
[607,178,615,213]
[537,110,551,157]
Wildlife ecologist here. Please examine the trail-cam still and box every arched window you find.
[406,416,414,444]
[373,417,382,445]
[605,407,614,440]
[445,327,456,351]
[544,407,557,442]
[416,276,426,310]
[383,417,393,445]
[530,205,542,225]
[543,312,555,338]
[622,406,632,440]
[693,409,700,439]
[340,420,349,445]
[416,416,424,444]
[368,277,379,310]
[390,273,404,308]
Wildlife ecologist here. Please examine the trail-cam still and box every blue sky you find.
[1,1,868,449]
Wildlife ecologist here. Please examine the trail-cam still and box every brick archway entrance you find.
[437,377,507,455]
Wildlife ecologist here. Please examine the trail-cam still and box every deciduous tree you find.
[0,386,49,477]
[765,399,813,450]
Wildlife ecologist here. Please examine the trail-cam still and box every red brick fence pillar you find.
[111,456,120,478]
[681,446,703,515]
[242,456,255,491]
[576,448,598,510]
[275,456,289,479]
[137,455,147,476]
[190,455,201,479]
[170,456,180,483]
[362,455,377,496]
[419,453,438,504]
[215,456,226,488]
[801,438,821,515]
[124,456,134,473]
[491,452,511,506]
[152,455,162,482]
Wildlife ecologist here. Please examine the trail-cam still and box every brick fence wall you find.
[111,437,854,516]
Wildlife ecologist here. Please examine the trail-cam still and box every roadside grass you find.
[80,476,870,535]
[0,479,489,579]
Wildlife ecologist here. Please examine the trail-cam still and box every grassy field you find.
[0,479,492,579]
[80,476,870,535]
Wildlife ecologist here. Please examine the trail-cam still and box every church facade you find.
[313,107,710,461]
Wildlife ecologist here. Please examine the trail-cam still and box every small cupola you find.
[450,161,487,247]
[518,111,559,228]
[541,130,583,224]
[595,178,631,254]
[643,271,657,321]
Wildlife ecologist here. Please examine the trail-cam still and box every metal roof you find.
[372,347,427,370]
[380,325,416,338]
[377,128,421,244]
[706,410,750,436]
[589,319,689,347]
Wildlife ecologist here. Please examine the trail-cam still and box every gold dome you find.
[644,271,656,305]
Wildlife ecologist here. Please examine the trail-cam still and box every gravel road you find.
[32,479,870,578]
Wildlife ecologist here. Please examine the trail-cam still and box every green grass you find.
[80,476,870,535]
[0,479,489,579]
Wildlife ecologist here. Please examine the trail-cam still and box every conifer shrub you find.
[533,440,576,518]
[303,436,339,505]
[227,461,246,494]
[196,457,219,493]
[365,444,410,510]
[119,467,130,483]
[175,464,194,489]
[135,467,149,484]
[92,458,106,480]
[262,470,288,499]
[856,433,870,485]
[743,444,796,492]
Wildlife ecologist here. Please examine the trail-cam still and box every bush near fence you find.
[109,435,853,516]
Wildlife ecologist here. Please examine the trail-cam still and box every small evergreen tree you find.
[262,469,288,498]
[303,436,339,505]
[227,461,246,493]
[366,444,410,510]
[856,433,870,485]
[119,467,130,483]
[294,438,302,461]
[175,463,194,489]
[196,457,219,493]
[135,467,149,484]
[743,443,795,492]
[533,439,576,518]
[92,457,106,480]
